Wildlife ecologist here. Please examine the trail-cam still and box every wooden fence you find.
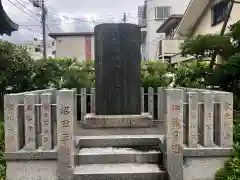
[4,87,233,154]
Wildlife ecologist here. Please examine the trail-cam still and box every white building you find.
[138,0,190,60]
[49,32,94,61]
[155,0,240,64]
[20,38,56,60]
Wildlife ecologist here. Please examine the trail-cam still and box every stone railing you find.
[73,87,166,121]
[164,88,233,180]
[4,88,76,180]
[4,87,165,153]
[3,87,233,180]
[4,88,58,153]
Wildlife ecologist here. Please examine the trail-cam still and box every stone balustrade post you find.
[165,88,184,180]
[218,92,233,148]
[57,89,76,180]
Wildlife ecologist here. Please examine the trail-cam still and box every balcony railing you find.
[159,39,183,55]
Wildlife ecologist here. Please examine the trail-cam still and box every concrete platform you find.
[73,163,166,180]
[75,120,165,136]
[83,113,153,128]
[75,147,162,165]
[76,135,164,148]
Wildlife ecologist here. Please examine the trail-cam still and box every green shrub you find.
[215,118,240,180]
[0,40,35,94]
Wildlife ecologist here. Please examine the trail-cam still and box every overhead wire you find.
[7,0,40,21]
[14,0,40,17]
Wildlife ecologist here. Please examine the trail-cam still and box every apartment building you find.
[138,0,190,60]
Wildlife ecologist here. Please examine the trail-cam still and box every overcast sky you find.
[2,0,144,43]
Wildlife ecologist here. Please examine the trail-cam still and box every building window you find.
[155,6,171,20]
[211,1,229,26]
[35,47,41,52]
[52,51,56,55]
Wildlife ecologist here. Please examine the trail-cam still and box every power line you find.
[20,20,100,26]
[47,10,136,24]
[17,16,159,27]
[47,11,102,22]
[14,0,39,16]
[19,27,41,34]
[7,0,40,21]
[19,0,32,5]
[46,24,51,32]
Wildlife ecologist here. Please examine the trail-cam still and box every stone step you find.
[73,163,167,180]
[74,147,162,165]
[83,113,153,128]
[75,135,164,148]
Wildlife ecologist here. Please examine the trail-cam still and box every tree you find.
[180,20,240,65]
[180,0,240,69]
[180,20,240,109]
[0,40,34,93]
[171,61,209,88]
[140,61,170,88]
[31,57,76,89]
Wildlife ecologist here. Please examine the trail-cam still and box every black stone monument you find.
[94,23,141,115]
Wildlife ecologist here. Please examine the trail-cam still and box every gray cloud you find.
[2,0,143,43]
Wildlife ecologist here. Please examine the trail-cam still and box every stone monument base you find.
[83,113,153,128]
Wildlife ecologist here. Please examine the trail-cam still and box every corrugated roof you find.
[156,14,183,33]
[49,32,94,39]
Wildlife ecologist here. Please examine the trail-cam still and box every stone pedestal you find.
[84,113,153,128]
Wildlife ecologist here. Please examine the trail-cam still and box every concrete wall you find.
[55,35,94,61]
[183,157,229,180]
[6,161,57,180]
[145,0,190,60]
[193,1,240,36]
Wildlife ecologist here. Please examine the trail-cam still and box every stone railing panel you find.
[41,93,53,150]
[4,93,24,152]
[24,93,38,150]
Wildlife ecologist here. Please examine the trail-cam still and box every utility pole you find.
[41,0,46,58]
[123,13,126,23]
[30,0,47,58]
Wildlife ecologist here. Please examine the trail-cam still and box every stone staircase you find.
[72,135,167,180]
